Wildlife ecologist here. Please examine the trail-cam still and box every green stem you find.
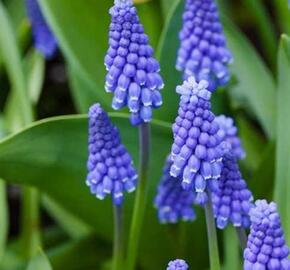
[21,187,41,259]
[126,123,151,270]
[0,179,8,261]
[113,205,124,270]
[205,191,221,270]
[274,0,290,34]
[235,227,247,251]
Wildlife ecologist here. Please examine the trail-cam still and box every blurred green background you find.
[0,0,290,269]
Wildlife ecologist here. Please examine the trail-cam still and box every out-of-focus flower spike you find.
[105,0,164,125]
[86,103,138,205]
[170,77,224,205]
[244,200,290,270]
[177,0,233,92]
[215,115,245,160]
[25,0,58,58]
[154,156,196,224]
[167,259,189,270]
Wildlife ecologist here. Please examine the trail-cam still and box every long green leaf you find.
[26,250,52,270]
[274,0,290,34]
[0,115,209,269]
[223,18,276,139]
[0,2,33,126]
[274,34,290,244]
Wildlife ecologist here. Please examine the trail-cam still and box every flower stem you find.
[21,187,41,259]
[113,205,124,270]
[126,123,151,270]
[235,227,247,251]
[205,191,221,270]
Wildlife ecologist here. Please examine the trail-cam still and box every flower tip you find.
[167,259,189,270]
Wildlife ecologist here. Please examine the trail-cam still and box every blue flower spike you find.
[105,0,164,125]
[177,0,233,91]
[25,0,58,58]
[155,156,196,224]
[167,259,189,270]
[244,200,290,270]
[170,77,224,205]
[212,115,253,229]
[86,103,138,205]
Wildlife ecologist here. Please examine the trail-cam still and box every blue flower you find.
[212,115,253,229]
[86,103,138,205]
[25,0,57,58]
[167,259,189,270]
[176,0,233,92]
[244,200,290,270]
[154,156,196,224]
[105,0,164,125]
[212,157,253,229]
[170,77,224,205]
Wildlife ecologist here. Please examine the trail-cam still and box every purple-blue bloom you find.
[105,0,164,125]
[167,259,189,270]
[86,103,138,205]
[25,0,57,58]
[170,77,224,205]
[212,157,253,229]
[212,115,253,229]
[244,200,290,270]
[154,156,196,224]
[176,0,233,92]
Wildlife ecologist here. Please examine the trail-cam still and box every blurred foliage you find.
[0,0,290,269]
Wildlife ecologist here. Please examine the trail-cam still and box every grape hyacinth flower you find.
[25,0,57,58]
[154,156,196,224]
[212,115,253,229]
[176,0,233,91]
[244,200,290,270]
[104,0,164,125]
[86,103,138,205]
[167,259,189,270]
[170,77,224,205]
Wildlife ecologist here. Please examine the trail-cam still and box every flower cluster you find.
[212,115,253,229]
[105,0,164,125]
[25,0,57,58]
[176,0,232,91]
[244,200,290,270]
[154,156,196,224]
[167,259,189,270]
[86,103,138,205]
[170,77,223,205]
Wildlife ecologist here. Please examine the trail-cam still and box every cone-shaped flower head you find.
[154,156,196,224]
[167,259,189,270]
[212,157,253,229]
[105,0,164,125]
[212,115,252,229]
[86,103,138,205]
[25,0,57,58]
[215,115,245,160]
[176,0,233,91]
[170,77,224,205]
[244,200,290,270]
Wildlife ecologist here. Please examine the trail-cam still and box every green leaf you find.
[273,0,290,34]
[0,115,209,269]
[274,34,290,244]
[0,2,33,126]
[0,179,8,262]
[26,250,52,270]
[223,18,276,139]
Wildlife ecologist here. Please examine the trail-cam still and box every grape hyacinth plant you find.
[155,156,196,224]
[25,0,58,58]
[86,103,137,205]
[244,200,290,270]
[212,115,253,230]
[167,259,189,270]
[105,0,164,125]
[176,0,233,91]
[170,77,223,205]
